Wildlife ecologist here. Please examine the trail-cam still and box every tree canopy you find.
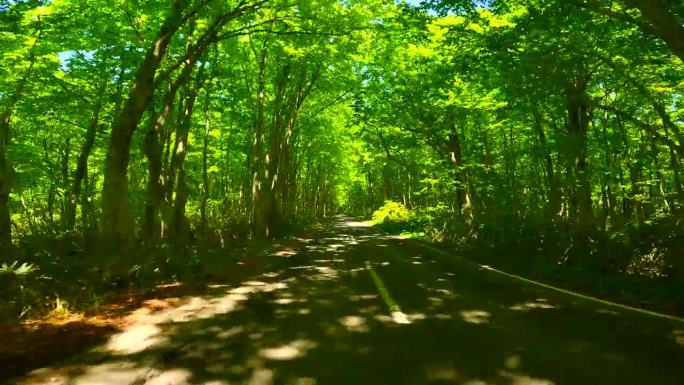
[1,0,683,320]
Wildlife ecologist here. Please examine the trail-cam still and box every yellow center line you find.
[365,261,410,324]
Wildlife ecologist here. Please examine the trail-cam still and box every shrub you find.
[371,201,413,232]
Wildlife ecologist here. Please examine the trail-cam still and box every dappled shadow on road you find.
[0,320,117,382]
[15,217,684,385]
[0,283,220,383]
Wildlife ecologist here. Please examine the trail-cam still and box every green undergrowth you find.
[0,229,295,326]
[456,246,684,317]
[0,213,327,326]
[457,228,683,316]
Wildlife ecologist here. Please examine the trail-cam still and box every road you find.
[13,217,684,384]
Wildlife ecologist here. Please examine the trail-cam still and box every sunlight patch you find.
[207,284,231,289]
[21,362,151,385]
[274,298,295,305]
[425,364,459,382]
[500,371,555,385]
[248,368,273,385]
[249,332,264,340]
[459,310,491,325]
[299,266,338,281]
[75,363,150,385]
[510,299,555,311]
[359,305,379,314]
[145,369,191,385]
[315,266,337,275]
[349,294,378,301]
[292,378,316,385]
[273,248,298,257]
[106,324,166,354]
[505,355,522,370]
[289,265,316,270]
[342,220,370,227]
[391,311,411,324]
[230,286,257,294]
[103,282,287,356]
[143,298,181,311]
[259,339,317,361]
[428,296,444,307]
[339,315,370,332]
[216,326,245,339]
[434,288,455,297]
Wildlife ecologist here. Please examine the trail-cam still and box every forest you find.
[2,0,684,383]
[1,0,684,359]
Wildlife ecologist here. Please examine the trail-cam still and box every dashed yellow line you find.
[365,261,410,324]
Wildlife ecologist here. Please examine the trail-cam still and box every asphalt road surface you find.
[12,217,684,385]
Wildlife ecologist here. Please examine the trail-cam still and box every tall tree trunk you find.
[564,78,594,228]
[101,0,187,244]
[143,18,221,239]
[143,103,164,239]
[144,64,197,240]
[264,64,318,237]
[82,166,95,232]
[533,112,561,219]
[283,135,299,219]
[599,111,617,229]
[623,0,684,64]
[446,125,474,226]
[629,156,644,225]
[64,91,103,230]
[45,139,56,228]
[251,48,269,238]
[171,76,203,242]
[563,75,595,264]
[571,0,684,63]
[670,148,684,208]
[200,88,211,233]
[261,63,290,238]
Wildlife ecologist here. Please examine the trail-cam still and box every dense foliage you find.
[1,0,683,321]
[354,0,684,277]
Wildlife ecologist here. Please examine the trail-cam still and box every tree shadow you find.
[0,321,117,382]
[13,218,684,385]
